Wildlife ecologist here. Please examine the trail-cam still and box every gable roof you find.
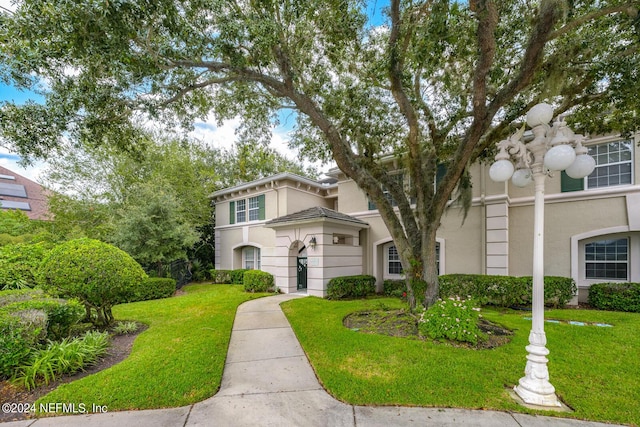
[265,206,368,228]
[0,165,50,220]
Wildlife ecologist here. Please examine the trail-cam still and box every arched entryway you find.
[289,240,308,292]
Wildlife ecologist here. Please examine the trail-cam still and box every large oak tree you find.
[1,0,638,308]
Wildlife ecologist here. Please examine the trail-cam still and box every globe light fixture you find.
[489,158,515,182]
[512,168,533,187]
[489,103,595,408]
[544,143,576,171]
[566,139,596,179]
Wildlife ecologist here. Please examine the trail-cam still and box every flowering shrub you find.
[418,296,485,345]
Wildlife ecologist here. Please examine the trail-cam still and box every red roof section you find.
[0,165,51,221]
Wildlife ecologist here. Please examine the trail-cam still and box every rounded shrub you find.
[243,270,275,292]
[40,238,147,326]
[327,275,376,299]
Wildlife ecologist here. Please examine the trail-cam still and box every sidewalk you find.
[2,294,625,427]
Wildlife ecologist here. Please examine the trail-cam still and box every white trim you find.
[570,226,630,286]
[583,138,634,190]
[211,172,336,199]
[500,184,640,208]
[372,237,444,281]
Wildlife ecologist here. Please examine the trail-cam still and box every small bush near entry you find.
[128,277,176,303]
[588,282,640,312]
[243,270,275,292]
[327,275,376,300]
[418,297,485,345]
[210,269,232,284]
[439,274,575,308]
[40,238,147,326]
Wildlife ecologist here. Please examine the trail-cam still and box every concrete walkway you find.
[2,294,625,427]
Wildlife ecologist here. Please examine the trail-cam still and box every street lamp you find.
[489,103,595,407]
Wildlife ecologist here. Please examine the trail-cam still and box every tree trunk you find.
[422,223,440,308]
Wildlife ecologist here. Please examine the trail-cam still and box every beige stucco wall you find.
[439,204,484,274]
[509,197,629,277]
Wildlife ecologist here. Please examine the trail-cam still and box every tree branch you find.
[549,2,638,41]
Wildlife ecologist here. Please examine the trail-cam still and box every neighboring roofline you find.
[210,172,336,199]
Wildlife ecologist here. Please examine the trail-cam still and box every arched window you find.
[242,246,261,270]
[384,242,441,278]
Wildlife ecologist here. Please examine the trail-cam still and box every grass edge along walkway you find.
[37,284,268,412]
[281,296,640,427]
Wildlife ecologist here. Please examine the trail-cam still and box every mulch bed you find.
[0,325,146,423]
[343,310,513,349]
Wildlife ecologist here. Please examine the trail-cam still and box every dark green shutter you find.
[561,171,584,192]
[258,194,265,220]
[229,201,235,224]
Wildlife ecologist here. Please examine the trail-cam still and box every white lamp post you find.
[489,103,595,407]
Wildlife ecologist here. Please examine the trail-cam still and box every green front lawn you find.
[281,297,640,426]
[37,284,266,412]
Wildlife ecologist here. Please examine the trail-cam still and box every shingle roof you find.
[265,206,368,227]
[0,165,50,221]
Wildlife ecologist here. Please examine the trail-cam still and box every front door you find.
[297,257,308,290]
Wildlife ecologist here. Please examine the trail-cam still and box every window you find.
[248,196,260,221]
[562,139,633,192]
[385,242,441,277]
[587,140,633,189]
[229,194,265,224]
[585,238,628,280]
[242,246,261,270]
[388,245,403,275]
[236,199,246,223]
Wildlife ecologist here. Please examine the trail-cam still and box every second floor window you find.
[562,139,633,192]
[236,199,246,223]
[587,140,633,189]
[248,196,260,221]
[229,194,266,224]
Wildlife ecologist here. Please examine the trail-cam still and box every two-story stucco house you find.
[212,133,640,302]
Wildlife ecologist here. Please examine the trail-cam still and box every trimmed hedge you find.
[588,282,640,313]
[0,242,52,290]
[383,279,427,302]
[0,297,85,341]
[208,269,249,284]
[243,270,275,293]
[327,275,376,300]
[210,269,232,284]
[439,274,576,308]
[230,269,249,284]
[128,277,176,303]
